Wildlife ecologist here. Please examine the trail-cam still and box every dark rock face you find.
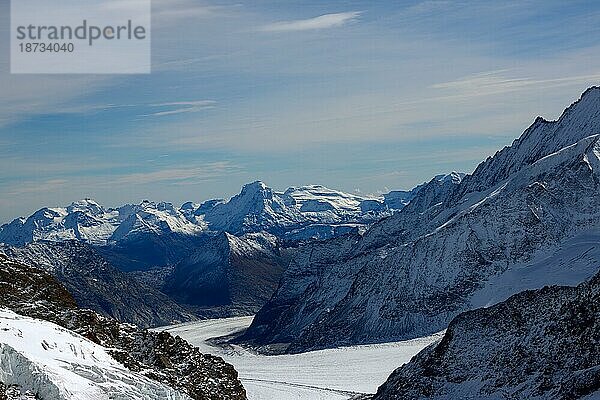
[98,231,206,272]
[2,241,195,328]
[374,271,600,400]
[0,255,247,400]
[163,232,291,317]
[0,253,78,315]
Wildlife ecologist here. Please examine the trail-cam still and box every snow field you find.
[160,316,442,399]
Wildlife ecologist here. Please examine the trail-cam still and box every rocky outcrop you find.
[0,255,246,400]
[374,271,600,399]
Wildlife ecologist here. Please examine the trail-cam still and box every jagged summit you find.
[460,85,600,195]
[242,180,268,191]
[66,198,105,215]
[434,171,465,184]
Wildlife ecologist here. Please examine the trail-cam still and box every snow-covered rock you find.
[0,309,190,400]
[373,270,600,399]
[241,87,600,353]
[110,201,204,242]
[0,255,247,400]
[458,86,600,196]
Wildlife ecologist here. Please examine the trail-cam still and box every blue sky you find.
[1,0,600,222]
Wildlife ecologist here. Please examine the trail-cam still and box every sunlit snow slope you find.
[0,309,189,400]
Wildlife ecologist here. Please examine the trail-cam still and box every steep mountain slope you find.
[459,85,600,196]
[373,271,600,400]
[382,172,464,213]
[0,254,246,400]
[163,232,292,317]
[241,87,600,353]
[98,231,208,272]
[1,241,194,328]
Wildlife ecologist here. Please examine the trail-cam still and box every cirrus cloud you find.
[259,11,362,32]
[143,100,217,117]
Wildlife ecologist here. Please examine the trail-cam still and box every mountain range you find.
[0,179,424,322]
[0,183,412,249]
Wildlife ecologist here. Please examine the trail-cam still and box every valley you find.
[158,317,443,399]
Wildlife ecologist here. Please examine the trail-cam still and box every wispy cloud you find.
[2,162,240,199]
[401,1,451,16]
[432,70,600,98]
[5,179,69,196]
[150,0,242,26]
[259,12,362,32]
[143,100,217,117]
[152,0,223,21]
[111,162,240,185]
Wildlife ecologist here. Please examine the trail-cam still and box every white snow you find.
[471,229,600,308]
[0,181,408,246]
[158,316,442,400]
[0,309,190,400]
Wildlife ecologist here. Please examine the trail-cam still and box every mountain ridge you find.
[239,87,600,353]
[0,182,421,249]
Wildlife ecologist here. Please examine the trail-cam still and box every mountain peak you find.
[578,85,600,101]
[67,198,105,215]
[434,171,465,184]
[461,86,600,195]
[240,180,269,194]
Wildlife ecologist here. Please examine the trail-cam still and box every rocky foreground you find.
[372,270,600,399]
[0,254,246,400]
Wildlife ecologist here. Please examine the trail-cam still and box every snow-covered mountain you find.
[0,183,413,249]
[0,199,201,247]
[373,271,600,400]
[241,86,600,353]
[195,181,405,240]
